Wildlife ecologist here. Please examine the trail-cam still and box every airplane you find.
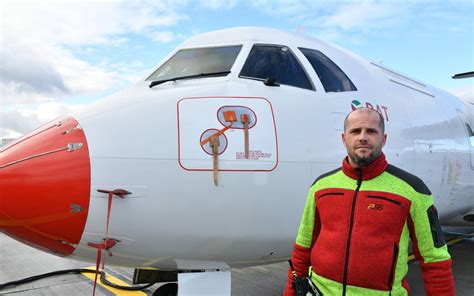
[1,27,473,295]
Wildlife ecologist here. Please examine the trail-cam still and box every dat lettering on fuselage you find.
[352,99,389,121]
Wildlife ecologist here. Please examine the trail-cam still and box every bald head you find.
[342,107,387,167]
[344,108,385,134]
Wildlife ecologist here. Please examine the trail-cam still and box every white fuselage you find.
[68,28,473,270]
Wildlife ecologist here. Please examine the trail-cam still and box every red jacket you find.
[285,154,454,295]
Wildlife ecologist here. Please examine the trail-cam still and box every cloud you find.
[301,1,473,45]
[301,1,413,44]
[0,110,41,139]
[316,1,404,32]
[0,102,85,139]
[248,0,328,18]
[149,31,186,43]
[199,0,239,10]
[108,60,151,84]
[0,43,119,107]
[246,0,470,46]
[53,47,117,94]
[3,0,470,141]
[1,42,68,96]
[1,0,194,138]
[0,40,118,104]
[245,0,410,43]
[1,1,187,46]
[0,1,190,103]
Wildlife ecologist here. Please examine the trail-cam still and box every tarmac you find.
[0,232,473,295]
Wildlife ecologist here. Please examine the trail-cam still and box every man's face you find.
[342,110,387,167]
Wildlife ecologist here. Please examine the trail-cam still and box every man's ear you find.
[382,134,387,147]
[342,132,347,147]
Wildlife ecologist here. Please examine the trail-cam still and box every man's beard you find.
[350,149,381,167]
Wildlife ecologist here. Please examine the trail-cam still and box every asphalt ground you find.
[0,233,472,295]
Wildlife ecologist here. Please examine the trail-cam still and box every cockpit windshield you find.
[146,45,242,82]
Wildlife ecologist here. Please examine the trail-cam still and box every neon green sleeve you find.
[410,193,450,263]
[295,185,318,248]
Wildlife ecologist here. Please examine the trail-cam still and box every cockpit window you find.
[299,47,357,92]
[146,45,242,81]
[239,45,313,90]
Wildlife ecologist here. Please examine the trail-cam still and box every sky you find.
[1,0,473,140]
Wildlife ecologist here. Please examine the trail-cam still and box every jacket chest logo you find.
[367,203,384,211]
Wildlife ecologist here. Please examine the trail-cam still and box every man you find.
[284,108,454,295]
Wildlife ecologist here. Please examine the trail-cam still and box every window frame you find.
[298,47,357,93]
[238,43,315,91]
[146,45,244,82]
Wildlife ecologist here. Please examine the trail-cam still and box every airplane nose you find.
[0,116,90,256]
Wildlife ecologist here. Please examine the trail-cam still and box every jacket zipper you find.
[388,243,399,295]
[342,168,362,296]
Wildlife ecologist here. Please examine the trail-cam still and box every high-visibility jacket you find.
[284,153,454,296]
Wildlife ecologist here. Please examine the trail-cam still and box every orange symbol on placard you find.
[200,110,237,146]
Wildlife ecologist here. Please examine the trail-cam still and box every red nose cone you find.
[0,116,90,256]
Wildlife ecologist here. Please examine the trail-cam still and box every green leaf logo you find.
[351,100,362,110]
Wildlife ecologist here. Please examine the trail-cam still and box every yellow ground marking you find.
[81,266,148,295]
[446,237,465,246]
[407,237,465,262]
